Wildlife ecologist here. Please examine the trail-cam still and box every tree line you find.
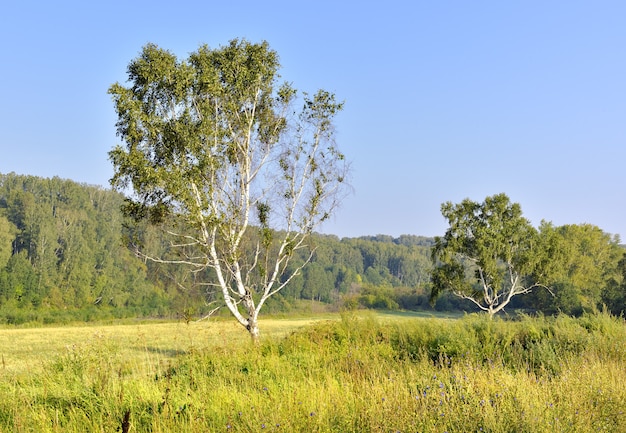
[0,173,433,323]
[0,173,624,324]
[431,193,626,317]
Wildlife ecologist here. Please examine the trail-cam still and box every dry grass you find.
[0,312,624,432]
[0,316,326,377]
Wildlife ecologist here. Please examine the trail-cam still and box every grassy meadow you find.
[0,311,625,432]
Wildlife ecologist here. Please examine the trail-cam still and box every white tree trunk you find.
[247,317,260,342]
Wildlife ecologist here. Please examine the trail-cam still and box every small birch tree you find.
[430,193,550,317]
[108,39,349,340]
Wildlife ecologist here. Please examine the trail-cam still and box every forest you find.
[0,172,624,324]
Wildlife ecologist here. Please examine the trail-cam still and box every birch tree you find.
[430,193,550,317]
[108,39,349,340]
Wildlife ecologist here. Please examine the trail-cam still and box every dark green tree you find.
[0,173,168,316]
[301,262,334,302]
[532,222,622,314]
[0,214,16,270]
[431,193,550,317]
[602,251,626,316]
[3,251,38,306]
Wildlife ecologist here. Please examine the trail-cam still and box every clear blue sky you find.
[1,1,625,240]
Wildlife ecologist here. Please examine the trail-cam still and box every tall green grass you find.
[1,312,624,432]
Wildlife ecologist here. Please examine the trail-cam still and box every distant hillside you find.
[2,172,625,322]
[0,173,435,323]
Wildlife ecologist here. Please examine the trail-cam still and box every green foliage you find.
[431,194,624,317]
[529,222,623,314]
[0,173,438,323]
[1,172,621,322]
[0,173,176,321]
[282,234,433,302]
[354,284,400,310]
[108,39,350,338]
[602,251,626,316]
[431,193,543,316]
[0,214,16,270]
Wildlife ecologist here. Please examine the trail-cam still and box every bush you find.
[355,285,399,310]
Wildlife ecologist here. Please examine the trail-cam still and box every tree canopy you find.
[430,193,548,317]
[1,174,624,322]
[527,222,623,315]
[109,39,349,339]
[0,173,163,320]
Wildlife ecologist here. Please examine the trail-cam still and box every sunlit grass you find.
[0,316,327,376]
[0,311,624,432]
